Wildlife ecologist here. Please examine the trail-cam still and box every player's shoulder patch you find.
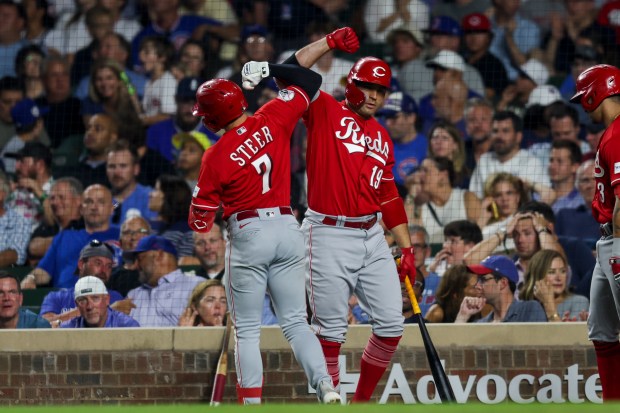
[278,88,295,102]
[193,185,200,197]
[615,162,620,174]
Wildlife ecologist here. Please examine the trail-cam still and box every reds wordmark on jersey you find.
[192,86,310,219]
[303,91,398,217]
[592,116,620,224]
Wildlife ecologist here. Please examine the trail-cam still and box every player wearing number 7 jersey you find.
[188,63,340,405]
[281,27,417,402]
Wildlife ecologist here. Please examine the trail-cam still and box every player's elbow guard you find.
[189,203,216,233]
[381,197,408,230]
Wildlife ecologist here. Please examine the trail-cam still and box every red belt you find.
[321,215,377,230]
[235,206,293,222]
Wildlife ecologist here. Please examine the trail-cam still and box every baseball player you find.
[188,64,340,404]
[266,28,417,402]
[570,64,620,400]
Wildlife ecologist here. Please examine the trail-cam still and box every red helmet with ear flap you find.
[192,79,248,132]
[345,57,392,109]
[570,64,620,112]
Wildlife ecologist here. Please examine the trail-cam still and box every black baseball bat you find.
[404,277,456,402]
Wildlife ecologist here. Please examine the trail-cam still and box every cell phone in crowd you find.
[488,201,499,220]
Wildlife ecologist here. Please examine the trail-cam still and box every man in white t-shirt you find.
[469,110,551,198]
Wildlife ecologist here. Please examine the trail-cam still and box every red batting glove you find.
[610,256,620,283]
[325,27,360,53]
[188,204,215,233]
[398,247,416,283]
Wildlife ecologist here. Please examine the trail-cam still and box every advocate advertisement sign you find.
[309,356,602,404]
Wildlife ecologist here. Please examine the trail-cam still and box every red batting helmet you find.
[570,64,620,112]
[345,57,391,109]
[192,79,248,132]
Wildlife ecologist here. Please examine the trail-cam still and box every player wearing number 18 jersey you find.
[188,63,340,405]
[570,64,620,401]
[280,27,417,402]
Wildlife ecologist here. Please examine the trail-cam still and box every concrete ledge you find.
[0,323,590,352]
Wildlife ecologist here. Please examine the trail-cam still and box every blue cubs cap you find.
[467,255,519,284]
[423,16,462,37]
[241,24,270,42]
[122,235,178,262]
[10,98,48,129]
[176,77,203,100]
[377,91,418,117]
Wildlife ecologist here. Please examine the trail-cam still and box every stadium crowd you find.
[1,0,616,329]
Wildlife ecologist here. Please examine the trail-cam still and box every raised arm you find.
[282,27,359,69]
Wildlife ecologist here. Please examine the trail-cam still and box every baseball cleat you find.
[318,380,341,404]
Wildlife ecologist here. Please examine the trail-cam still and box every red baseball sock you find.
[236,384,262,404]
[319,338,342,388]
[593,340,620,401]
[352,334,401,402]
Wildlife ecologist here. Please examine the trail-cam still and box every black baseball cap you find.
[4,141,52,167]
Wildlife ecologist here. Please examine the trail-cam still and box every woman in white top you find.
[479,172,530,252]
[45,0,96,58]
[409,157,481,244]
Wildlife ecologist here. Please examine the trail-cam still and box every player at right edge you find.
[274,27,416,402]
[570,64,620,401]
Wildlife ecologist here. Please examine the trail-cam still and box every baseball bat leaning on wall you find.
[403,277,456,403]
[210,312,232,406]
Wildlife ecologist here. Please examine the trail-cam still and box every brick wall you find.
[0,324,599,405]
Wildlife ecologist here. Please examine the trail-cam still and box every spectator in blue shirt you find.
[123,235,204,327]
[21,184,120,289]
[106,140,157,224]
[455,255,548,323]
[0,272,50,329]
[40,239,125,324]
[60,276,139,328]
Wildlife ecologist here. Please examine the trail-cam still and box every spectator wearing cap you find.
[27,177,84,267]
[455,255,547,323]
[497,58,549,118]
[173,131,211,190]
[0,171,31,267]
[0,98,49,174]
[36,57,85,149]
[40,239,125,325]
[461,13,509,100]
[106,140,157,224]
[378,91,427,194]
[146,76,218,163]
[22,184,120,290]
[130,0,228,72]
[123,235,205,327]
[417,50,480,136]
[59,276,139,328]
[521,85,563,151]
[0,0,28,78]
[558,41,605,127]
[364,0,429,43]
[224,24,275,113]
[0,272,49,329]
[423,15,485,97]
[386,24,431,102]
[432,0,492,23]
[489,0,541,82]
[5,142,54,229]
[74,33,147,103]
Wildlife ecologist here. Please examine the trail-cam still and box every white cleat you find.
[318,381,342,404]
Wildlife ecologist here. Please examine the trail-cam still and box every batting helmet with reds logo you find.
[570,64,620,112]
[193,79,248,132]
[345,57,391,110]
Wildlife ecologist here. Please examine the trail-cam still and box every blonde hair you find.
[520,249,569,301]
[186,279,225,326]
